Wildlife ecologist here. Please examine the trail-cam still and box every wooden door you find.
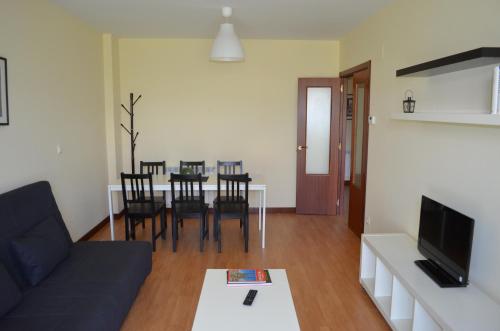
[296,78,341,215]
[348,69,370,236]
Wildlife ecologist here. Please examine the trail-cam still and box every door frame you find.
[338,61,371,218]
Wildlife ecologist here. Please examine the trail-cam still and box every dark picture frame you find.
[0,57,9,125]
[346,94,353,120]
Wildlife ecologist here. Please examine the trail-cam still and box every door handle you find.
[297,145,308,151]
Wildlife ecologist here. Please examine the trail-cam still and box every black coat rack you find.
[121,93,142,174]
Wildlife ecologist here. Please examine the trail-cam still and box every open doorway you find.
[342,77,353,217]
[338,62,371,237]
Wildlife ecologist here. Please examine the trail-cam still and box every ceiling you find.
[50,0,392,40]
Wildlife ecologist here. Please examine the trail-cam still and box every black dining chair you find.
[213,160,244,230]
[120,172,167,251]
[178,161,205,228]
[180,161,205,175]
[214,173,251,253]
[140,160,167,202]
[217,160,243,174]
[170,173,209,252]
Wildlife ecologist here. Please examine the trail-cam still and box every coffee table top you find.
[192,269,300,331]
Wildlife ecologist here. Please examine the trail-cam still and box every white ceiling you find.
[50,0,392,40]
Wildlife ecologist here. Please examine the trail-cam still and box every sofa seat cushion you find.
[0,241,152,331]
[10,215,71,286]
[0,263,22,317]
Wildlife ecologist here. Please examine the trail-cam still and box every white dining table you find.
[107,175,267,248]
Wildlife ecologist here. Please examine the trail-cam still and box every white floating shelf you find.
[391,112,500,126]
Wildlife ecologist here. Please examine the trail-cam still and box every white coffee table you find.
[192,269,301,331]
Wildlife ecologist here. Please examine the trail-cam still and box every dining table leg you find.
[108,186,115,241]
[262,188,266,248]
[258,190,262,231]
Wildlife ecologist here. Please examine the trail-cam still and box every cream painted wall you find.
[118,39,339,207]
[103,34,123,212]
[340,0,500,301]
[103,34,123,181]
[0,0,108,240]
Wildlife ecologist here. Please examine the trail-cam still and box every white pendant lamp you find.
[210,6,244,62]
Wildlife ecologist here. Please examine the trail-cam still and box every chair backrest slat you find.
[180,161,205,175]
[217,160,243,175]
[140,161,166,176]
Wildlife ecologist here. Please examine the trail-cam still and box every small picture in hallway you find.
[0,57,9,125]
[346,94,353,120]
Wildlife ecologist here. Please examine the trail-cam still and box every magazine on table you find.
[227,269,272,287]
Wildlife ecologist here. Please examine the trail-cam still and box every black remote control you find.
[243,289,258,306]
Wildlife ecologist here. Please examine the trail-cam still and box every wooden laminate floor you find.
[90,213,389,331]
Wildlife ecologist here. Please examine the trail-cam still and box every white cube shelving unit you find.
[360,234,500,331]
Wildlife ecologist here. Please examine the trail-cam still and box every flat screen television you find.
[415,195,474,287]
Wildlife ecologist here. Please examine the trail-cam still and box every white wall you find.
[117,38,339,207]
[0,0,108,240]
[340,0,500,301]
[103,34,124,212]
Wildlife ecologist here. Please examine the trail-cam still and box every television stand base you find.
[415,260,467,288]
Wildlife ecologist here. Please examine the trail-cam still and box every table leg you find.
[262,188,266,249]
[108,186,115,241]
[258,190,262,231]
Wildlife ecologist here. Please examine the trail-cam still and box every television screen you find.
[418,196,474,285]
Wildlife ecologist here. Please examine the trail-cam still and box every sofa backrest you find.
[0,181,72,290]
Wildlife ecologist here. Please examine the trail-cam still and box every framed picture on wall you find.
[0,57,9,125]
[346,95,353,120]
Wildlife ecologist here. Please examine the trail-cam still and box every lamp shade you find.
[210,23,244,62]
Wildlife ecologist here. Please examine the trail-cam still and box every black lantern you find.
[403,90,416,113]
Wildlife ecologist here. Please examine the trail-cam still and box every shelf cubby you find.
[390,277,414,331]
[374,258,393,298]
[412,301,442,331]
[374,258,393,317]
[393,319,413,331]
[360,241,376,291]
[376,295,392,318]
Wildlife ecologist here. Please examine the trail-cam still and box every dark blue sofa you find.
[0,181,152,331]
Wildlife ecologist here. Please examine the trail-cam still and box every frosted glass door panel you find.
[306,87,332,175]
[353,84,365,187]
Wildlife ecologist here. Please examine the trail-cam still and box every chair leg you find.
[199,214,204,252]
[164,208,168,231]
[125,216,130,241]
[131,218,136,240]
[205,212,209,240]
[176,219,179,240]
[172,214,177,252]
[240,218,242,229]
[180,218,184,228]
[151,215,157,252]
[142,218,145,229]
[218,218,222,253]
[213,211,218,240]
[160,208,167,240]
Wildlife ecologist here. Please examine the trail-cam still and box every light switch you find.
[56,145,62,155]
[368,115,376,125]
